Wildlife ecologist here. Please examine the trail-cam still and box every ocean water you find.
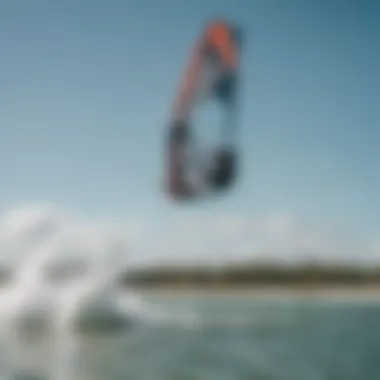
[4,294,379,380]
[118,295,380,380]
[0,204,378,380]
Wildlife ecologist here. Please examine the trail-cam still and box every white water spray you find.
[0,203,198,379]
[0,205,141,379]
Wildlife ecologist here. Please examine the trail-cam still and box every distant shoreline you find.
[132,285,380,301]
[121,263,380,291]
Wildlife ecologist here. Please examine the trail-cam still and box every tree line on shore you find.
[120,262,380,288]
[1,261,380,288]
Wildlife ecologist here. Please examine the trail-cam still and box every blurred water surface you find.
[3,294,379,380]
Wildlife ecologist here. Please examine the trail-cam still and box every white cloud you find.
[374,239,380,253]
[363,238,380,264]
[133,209,374,266]
[0,202,376,271]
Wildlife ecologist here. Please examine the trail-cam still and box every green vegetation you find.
[120,262,380,289]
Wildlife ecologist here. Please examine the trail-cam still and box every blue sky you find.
[0,0,379,260]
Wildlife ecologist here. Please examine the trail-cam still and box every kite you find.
[165,19,243,201]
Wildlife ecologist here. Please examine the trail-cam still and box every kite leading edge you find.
[165,19,244,202]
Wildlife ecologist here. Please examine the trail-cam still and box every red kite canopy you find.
[165,19,244,202]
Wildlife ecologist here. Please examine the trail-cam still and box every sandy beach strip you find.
[132,285,380,302]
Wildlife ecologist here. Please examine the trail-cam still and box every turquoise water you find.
[69,296,380,380]
[7,295,380,380]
